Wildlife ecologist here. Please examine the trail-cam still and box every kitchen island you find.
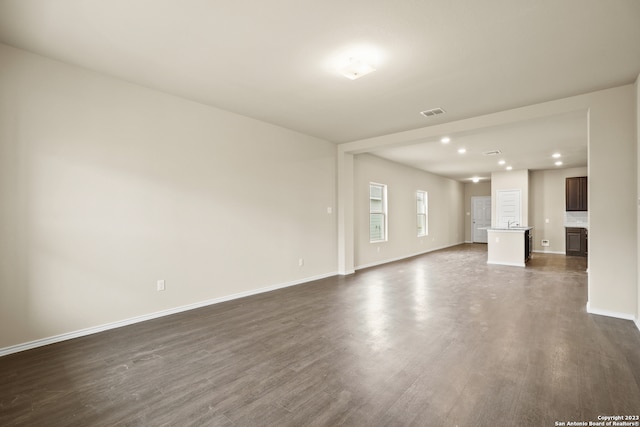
[486,227,533,267]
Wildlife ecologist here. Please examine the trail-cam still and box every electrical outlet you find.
[541,240,550,247]
[298,258,304,267]
[157,280,165,291]
[327,207,332,214]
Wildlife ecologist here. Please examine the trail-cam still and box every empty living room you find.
[1,1,639,426]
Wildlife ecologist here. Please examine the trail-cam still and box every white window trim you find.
[369,182,388,243]
[416,190,428,237]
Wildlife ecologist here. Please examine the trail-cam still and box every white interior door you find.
[496,189,521,228]
[472,196,491,243]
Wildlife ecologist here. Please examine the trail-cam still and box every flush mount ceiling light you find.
[328,44,383,80]
[457,148,466,154]
[338,57,376,80]
[498,160,506,165]
[472,177,480,183]
[555,161,563,166]
[506,166,513,171]
[552,153,562,158]
[440,137,451,144]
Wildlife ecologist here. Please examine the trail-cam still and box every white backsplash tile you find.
[565,211,588,227]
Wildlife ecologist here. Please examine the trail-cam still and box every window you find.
[369,183,387,242]
[416,190,428,237]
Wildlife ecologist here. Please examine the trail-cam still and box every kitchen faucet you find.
[507,220,518,229]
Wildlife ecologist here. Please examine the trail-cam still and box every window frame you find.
[416,190,428,237]
[369,182,388,243]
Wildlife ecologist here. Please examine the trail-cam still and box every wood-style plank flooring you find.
[1,244,640,426]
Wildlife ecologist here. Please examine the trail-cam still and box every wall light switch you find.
[157,280,165,291]
[327,207,332,214]
[545,218,550,223]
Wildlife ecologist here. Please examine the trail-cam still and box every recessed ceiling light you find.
[506,166,513,171]
[498,160,506,165]
[552,153,561,158]
[472,177,480,183]
[440,137,451,144]
[555,161,563,166]
[457,148,466,154]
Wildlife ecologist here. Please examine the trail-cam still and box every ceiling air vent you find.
[420,108,446,118]
[482,150,502,156]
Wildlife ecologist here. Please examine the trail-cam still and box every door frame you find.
[471,196,491,243]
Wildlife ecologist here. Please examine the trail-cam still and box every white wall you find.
[529,167,588,253]
[354,154,464,269]
[0,44,338,350]
[587,85,637,318]
[491,169,529,227]
[464,181,491,242]
[636,74,640,327]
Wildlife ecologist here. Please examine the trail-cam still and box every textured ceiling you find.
[0,0,637,179]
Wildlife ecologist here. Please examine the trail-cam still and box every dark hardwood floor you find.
[1,244,639,426]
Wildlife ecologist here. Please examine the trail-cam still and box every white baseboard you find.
[0,271,337,358]
[586,302,637,321]
[355,241,464,271]
[532,250,566,255]
[635,318,640,333]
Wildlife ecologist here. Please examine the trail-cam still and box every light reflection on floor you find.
[412,268,429,324]
[364,280,387,351]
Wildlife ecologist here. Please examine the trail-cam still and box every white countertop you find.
[484,226,533,233]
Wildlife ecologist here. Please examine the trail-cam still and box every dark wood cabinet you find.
[566,176,587,211]
[524,229,532,262]
[566,227,587,257]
